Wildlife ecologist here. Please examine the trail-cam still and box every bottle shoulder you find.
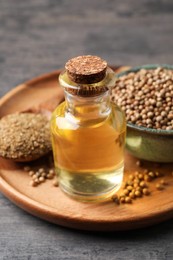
[51,102,78,131]
[51,100,126,134]
[51,101,125,117]
[51,101,66,118]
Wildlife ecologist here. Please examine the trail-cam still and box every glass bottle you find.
[51,55,126,202]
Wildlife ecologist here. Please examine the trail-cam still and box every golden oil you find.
[51,55,126,201]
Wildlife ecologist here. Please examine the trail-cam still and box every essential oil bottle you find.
[51,55,126,202]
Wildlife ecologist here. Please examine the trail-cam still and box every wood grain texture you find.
[1,0,173,259]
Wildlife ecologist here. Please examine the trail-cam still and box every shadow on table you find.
[47,218,173,242]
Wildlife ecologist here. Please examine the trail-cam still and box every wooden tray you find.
[0,67,173,231]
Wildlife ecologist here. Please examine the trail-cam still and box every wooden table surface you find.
[0,1,173,259]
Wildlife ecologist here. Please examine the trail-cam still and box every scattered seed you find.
[127,185,133,191]
[138,173,144,180]
[119,192,125,198]
[112,164,172,205]
[129,174,134,181]
[133,178,140,184]
[35,171,41,178]
[120,197,125,203]
[53,178,59,187]
[39,176,45,183]
[125,197,132,203]
[135,171,139,177]
[156,183,164,190]
[34,178,40,184]
[38,168,44,174]
[133,182,139,188]
[148,172,155,178]
[142,188,150,195]
[112,158,171,205]
[139,181,147,188]
[29,180,38,187]
[126,180,133,186]
[135,190,142,197]
[144,175,152,182]
[160,179,168,185]
[47,173,54,179]
[155,171,162,177]
[28,170,34,176]
[25,164,56,187]
[129,191,136,199]
[112,194,119,204]
[49,169,55,175]
[135,186,142,192]
[32,174,37,180]
[41,172,47,177]
[123,189,129,196]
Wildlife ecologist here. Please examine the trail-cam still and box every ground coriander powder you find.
[0,113,51,161]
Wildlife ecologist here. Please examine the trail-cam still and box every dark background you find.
[0,0,173,259]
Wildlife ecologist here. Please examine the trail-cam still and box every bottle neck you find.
[64,90,111,124]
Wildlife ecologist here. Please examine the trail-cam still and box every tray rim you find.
[1,175,173,230]
[0,70,62,105]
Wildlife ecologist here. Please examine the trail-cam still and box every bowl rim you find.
[115,64,173,136]
[127,122,173,136]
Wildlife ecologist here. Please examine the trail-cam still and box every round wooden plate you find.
[0,67,173,231]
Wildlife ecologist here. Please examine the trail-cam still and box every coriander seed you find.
[125,197,132,203]
[28,171,34,177]
[123,189,129,196]
[148,172,155,178]
[39,176,45,183]
[156,183,164,190]
[144,175,152,182]
[38,168,44,174]
[135,190,142,197]
[30,180,38,187]
[160,179,168,185]
[139,181,147,188]
[53,178,59,187]
[111,67,173,130]
[129,191,136,199]
[142,188,150,195]
[127,185,133,191]
[120,197,125,203]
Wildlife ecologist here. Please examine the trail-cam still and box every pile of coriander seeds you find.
[24,166,59,187]
[111,67,173,130]
[112,160,170,205]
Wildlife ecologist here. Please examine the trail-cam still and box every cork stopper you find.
[65,55,107,84]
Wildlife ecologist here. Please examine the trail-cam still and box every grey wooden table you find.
[1,1,173,259]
